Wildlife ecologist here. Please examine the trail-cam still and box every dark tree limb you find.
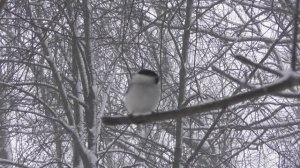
[291,0,300,70]
[102,72,300,125]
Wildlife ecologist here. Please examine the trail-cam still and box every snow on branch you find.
[102,71,300,125]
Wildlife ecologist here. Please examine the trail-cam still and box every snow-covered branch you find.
[0,159,30,168]
[102,71,300,125]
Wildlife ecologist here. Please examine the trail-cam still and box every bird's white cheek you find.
[131,74,155,84]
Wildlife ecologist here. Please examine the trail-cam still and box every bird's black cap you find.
[138,69,159,83]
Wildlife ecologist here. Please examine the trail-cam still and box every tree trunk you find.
[173,0,193,167]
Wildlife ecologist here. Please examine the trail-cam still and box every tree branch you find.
[234,55,283,77]
[0,159,30,168]
[102,72,300,125]
[291,0,300,70]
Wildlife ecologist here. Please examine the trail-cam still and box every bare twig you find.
[184,107,225,167]
[211,66,254,88]
[234,55,283,77]
[212,65,300,98]
[215,130,267,167]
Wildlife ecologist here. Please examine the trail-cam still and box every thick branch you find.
[102,72,299,125]
[0,159,30,168]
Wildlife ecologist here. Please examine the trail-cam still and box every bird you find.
[124,69,161,116]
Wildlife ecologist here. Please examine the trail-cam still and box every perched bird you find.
[124,69,161,116]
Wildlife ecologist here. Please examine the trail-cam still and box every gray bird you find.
[124,69,161,116]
